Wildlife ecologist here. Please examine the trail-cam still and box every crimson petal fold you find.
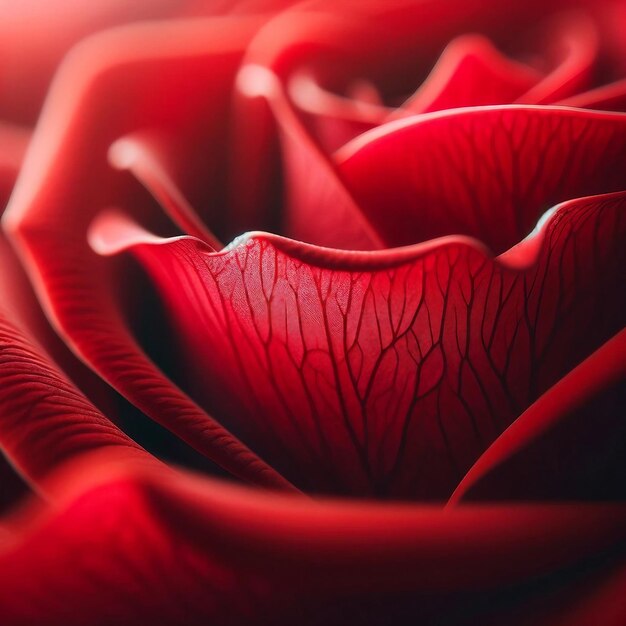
[90,191,625,499]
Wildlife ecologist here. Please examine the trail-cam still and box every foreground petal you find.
[91,191,625,499]
[0,458,625,625]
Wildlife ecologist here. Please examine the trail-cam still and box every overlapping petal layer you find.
[235,0,620,221]
[0,240,150,498]
[558,79,626,111]
[450,328,626,503]
[1,456,625,625]
[0,1,623,624]
[290,13,600,150]
[2,2,623,504]
[0,121,130,508]
[91,190,625,498]
[261,82,626,250]
[336,106,626,251]
[2,17,297,492]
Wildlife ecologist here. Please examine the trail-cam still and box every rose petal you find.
[393,34,541,117]
[0,455,33,514]
[336,106,626,251]
[1,457,626,624]
[450,328,626,503]
[238,64,384,249]
[543,561,626,626]
[2,18,297,492]
[258,85,625,252]
[0,0,224,124]
[2,145,148,495]
[392,13,600,115]
[108,132,223,248]
[515,13,598,104]
[233,0,588,241]
[287,71,386,153]
[288,15,600,148]
[0,291,150,497]
[90,191,625,499]
[0,123,30,205]
[558,79,626,112]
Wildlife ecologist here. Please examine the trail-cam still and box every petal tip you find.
[236,63,279,99]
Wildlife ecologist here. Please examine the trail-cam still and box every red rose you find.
[0,1,624,624]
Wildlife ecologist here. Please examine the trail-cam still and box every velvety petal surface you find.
[91,191,625,499]
[0,268,149,497]
[0,456,625,625]
[450,328,626,503]
[237,65,384,250]
[282,16,598,154]
[1,122,138,504]
[2,18,296,492]
[256,67,626,250]
[234,0,615,226]
[336,106,626,251]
